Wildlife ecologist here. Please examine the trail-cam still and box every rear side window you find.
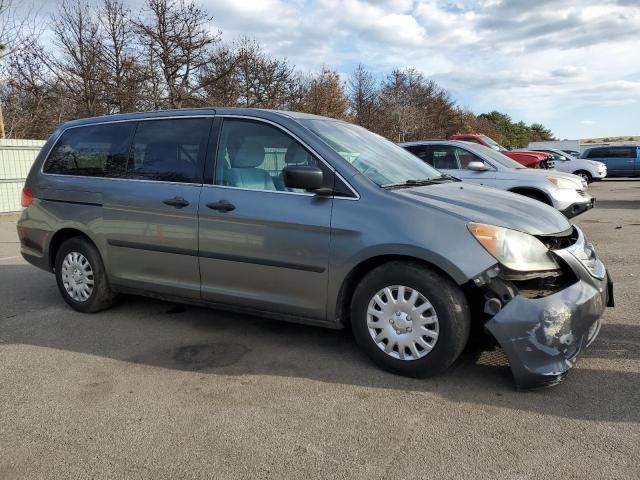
[586,147,635,158]
[609,147,635,158]
[128,118,211,183]
[405,145,430,162]
[429,146,460,169]
[43,123,134,177]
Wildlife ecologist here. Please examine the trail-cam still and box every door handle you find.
[206,200,235,212]
[163,196,190,208]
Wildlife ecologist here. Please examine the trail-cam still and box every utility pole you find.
[0,102,5,138]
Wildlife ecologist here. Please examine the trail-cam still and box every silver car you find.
[530,148,607,184]
[401,140,594,218]
[17,109,612,389]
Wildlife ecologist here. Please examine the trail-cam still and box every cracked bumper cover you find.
[485,227,612,390]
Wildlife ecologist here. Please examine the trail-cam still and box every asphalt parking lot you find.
[1,179,639,479]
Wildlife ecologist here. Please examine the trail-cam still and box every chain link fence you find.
[0,139,46,213]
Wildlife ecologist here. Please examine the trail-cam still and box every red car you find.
[448,134,554,169]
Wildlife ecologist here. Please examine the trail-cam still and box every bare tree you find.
[98,0,147,113]
[200,45,238,106]
[1,47,69,138]
[378,68,459,142]
[0,0,38,60]
[134,0,222,108]
[33,0,106,117]
[347,63,379,130]
[233,38,297,108]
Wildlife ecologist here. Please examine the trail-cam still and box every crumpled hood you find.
[395,182,571,235]
[509,149,551,159]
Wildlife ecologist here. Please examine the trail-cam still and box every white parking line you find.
[0,256,20,261]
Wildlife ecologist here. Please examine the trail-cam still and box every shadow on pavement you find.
[1,264,638,424]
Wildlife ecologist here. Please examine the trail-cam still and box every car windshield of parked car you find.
[469,144,527,169]
[480,135,507,152]
[302,119,444,186]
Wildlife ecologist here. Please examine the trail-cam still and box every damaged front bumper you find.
[560,198,594,219]
[484,226,613,390]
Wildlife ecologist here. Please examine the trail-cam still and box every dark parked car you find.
[17,109,613,389]
[581,145,639,177]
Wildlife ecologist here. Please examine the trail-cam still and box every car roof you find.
[398,140,471,147]
[582,144,638,152]
[56,107,337,130]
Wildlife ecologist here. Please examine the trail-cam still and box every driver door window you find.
[455,148,483,169]
[215,119,318,192]
[429,146,485,171]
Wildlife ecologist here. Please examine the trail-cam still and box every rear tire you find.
[55,237,116,313]
[574,170,592,184]
[350,261,470,378]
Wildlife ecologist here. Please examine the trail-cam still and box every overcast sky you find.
[27,0,640,139]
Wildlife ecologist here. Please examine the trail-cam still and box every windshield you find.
[302,119,443,186]
[546,150,571,161]
[480,135,507,152]
[469,143,527,169]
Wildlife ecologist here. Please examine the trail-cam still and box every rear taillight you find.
[21,187,33,207]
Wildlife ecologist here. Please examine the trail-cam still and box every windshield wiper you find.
[382,178,450,189]
[436,173,460,182]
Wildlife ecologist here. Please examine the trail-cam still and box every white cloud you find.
[23,0,640,138]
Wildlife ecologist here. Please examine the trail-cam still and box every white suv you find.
[531,148,607,184]
[401,140,594,218]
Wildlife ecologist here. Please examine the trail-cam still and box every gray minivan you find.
[18,108,613,389]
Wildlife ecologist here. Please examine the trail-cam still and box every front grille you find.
[577,189,587,197]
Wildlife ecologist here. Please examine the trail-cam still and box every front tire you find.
[55,237,116,313]
[574,170,592,184]
[350,261,470,378]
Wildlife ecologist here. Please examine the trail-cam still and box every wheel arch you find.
[48,228,99,271]
[508,187,552,206]
[572,169,592,182]
[334,254,464,328]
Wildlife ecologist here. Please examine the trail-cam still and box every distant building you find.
[528,140,580,152]
[529,136,640,155]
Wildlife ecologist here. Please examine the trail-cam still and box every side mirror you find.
[467,161,489,171]
[282,165,327,193]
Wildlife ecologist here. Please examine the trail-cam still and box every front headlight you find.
[546,176,582,190]
[468,223,559,272]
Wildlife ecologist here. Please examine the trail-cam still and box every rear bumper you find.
[560,198,594,218]
[486,227,612,390]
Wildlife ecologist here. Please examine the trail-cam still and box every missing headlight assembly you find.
[467,225,611,390]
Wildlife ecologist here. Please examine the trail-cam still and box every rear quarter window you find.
[43,123,135,177]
